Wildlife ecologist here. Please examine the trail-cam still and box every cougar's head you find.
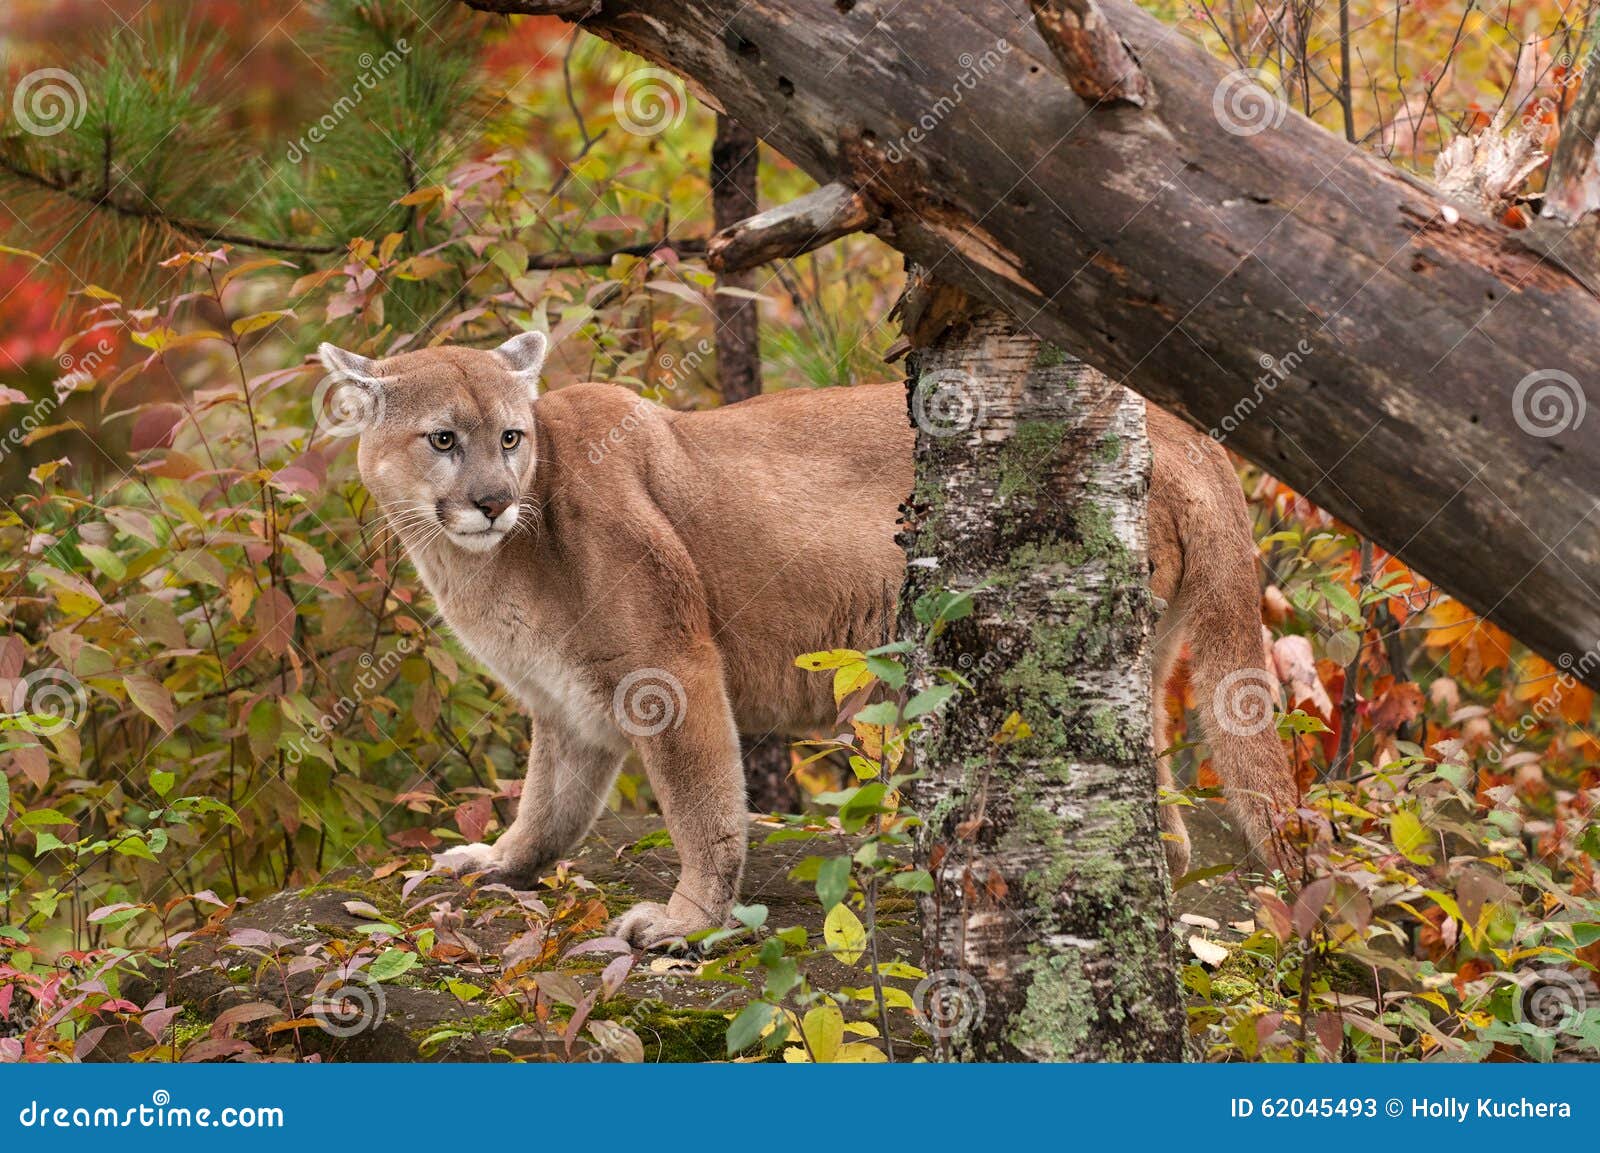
[318,331,547,555]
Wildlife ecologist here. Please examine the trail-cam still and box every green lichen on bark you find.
[900,304,1182,1062]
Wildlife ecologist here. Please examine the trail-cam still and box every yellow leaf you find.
[993,711,1033,745]
[1390,808,1433,864]
[801,1003,843,1063]
[834,1041,887,1063]
[228,571,257,621]
[832,660,873,706]
[795,649,864,672]
[824,903,866,966]
[231,310,294,337]
[397,185,448,207]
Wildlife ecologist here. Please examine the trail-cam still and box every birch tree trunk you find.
[898,294,1183,1061]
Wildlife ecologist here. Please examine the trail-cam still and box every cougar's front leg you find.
[610,657,747,950]
[434,719,623,888]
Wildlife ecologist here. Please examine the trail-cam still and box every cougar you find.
[321,331,1296,948]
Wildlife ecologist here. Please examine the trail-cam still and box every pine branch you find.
[0,155,339,255]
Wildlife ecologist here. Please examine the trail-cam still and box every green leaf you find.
[114,837,158,861]
[732,903,768,930]
[904,684,957,718]
[890,869,934,893]
[78,544,126,581]
[149,769,175,797]
[865,656,906,689]
[837,783,889,833]
[33,831,69,856]
[763,956,800,1000]
[368,948,420,983]
[20,808,73,827]
[816,855,851,912]
[726,1001,779,1054]
[851,701,900,726]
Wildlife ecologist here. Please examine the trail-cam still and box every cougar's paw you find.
[432,841,500,878]
[610,902,719,952]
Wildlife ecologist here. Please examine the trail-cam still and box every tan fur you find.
[325,335,1297,948]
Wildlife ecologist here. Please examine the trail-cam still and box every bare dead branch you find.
[1028,0,1150,108]
[706,182,876,274]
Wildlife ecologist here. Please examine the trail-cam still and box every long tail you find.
[1170,448,1300,872]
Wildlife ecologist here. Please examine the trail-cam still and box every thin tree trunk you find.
[898,291,1183,1061]
[711,115,762,404]
[711,114,799,811]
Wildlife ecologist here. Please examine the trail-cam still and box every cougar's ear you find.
[493,330,548,399]
[318,343,380,382]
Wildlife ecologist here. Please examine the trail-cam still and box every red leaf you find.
[128,404,183,453]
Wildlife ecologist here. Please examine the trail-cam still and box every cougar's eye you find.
[427,430,456,453]
[501,429,523,451]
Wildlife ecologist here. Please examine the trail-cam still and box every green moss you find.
[997,420,1068,503]
[1034,343,1069,368]
[1095,432,1123,466]
[587,998,746,1063]
[171,1008,210,1050]
[1009,948,1094,1060]
[302,875,406,921]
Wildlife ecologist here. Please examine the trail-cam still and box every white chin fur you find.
[446,530,504,553]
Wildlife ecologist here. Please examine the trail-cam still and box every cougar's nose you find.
[474,494,513,521]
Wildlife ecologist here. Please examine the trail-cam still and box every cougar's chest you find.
[417,555,621,751]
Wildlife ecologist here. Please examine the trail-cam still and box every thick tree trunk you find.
[897,296,1182,1061]
[467,0,1600,689]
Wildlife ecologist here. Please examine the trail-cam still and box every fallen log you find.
[467,0,1600,688]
